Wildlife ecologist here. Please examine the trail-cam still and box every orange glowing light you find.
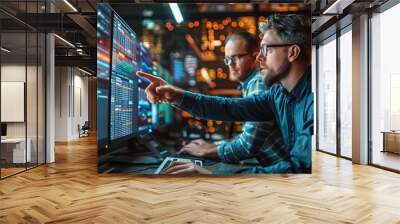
[97,52,110,63]
[117,51,126,59]
[209,81,216,88]
[208,127,216,133]
[181,111,193,118]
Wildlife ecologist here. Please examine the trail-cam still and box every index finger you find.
[136,71,162,83]
[177,147,187,155]
[191,139,203,145]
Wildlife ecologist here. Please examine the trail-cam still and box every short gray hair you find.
[259,14,311,61]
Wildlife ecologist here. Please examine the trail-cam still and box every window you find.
[339,28,352,158]
[317,36,337,154]
[370,2,400,171]
[0,1,47,179]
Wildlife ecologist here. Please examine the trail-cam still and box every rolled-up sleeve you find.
[177,91,275,122]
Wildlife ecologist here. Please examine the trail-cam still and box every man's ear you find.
[288,44,301,62]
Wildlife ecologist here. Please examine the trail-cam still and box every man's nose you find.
[256,50,266,64]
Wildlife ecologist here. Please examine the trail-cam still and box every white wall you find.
[54,67,89,141]
[55,66,69,141]
[1,65,38,138]
[1,64,45,164]
[73,72,89,137]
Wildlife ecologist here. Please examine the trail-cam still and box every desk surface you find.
[1,138,28,143]
[381,131,400,134]
[105,140,259,175]
[109,157,258,175]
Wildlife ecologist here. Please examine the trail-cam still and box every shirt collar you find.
[241,69,258,91]
[286,66,311,99]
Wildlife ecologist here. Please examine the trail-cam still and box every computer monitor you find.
[150,64,174,127]
[184,54,198,86]
[1,123,7,138]
[109,12,140,142]
[138,44,159,133]
[139,43,153,74]
[152,104,159,128]
[158,104,174,126]
[137,77,153,134]
[172,58,185,84]
[97,3,113,153]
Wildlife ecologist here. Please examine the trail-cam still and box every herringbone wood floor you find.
[1,135,400,223]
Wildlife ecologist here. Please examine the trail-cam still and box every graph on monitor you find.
[109,13,140,141]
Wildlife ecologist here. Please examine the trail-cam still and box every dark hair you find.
[259,14,311,61]
[224,31,258,53]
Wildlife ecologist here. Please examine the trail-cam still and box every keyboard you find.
[110,154,162,165]
[154,156,203,174]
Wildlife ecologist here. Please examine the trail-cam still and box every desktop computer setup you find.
[96,5,213,174]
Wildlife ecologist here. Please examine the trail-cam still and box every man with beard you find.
[137,14,312,174]
[178,32,285,171]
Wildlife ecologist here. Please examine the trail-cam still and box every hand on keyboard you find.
[161,161,211,175]
[178,139,219,159]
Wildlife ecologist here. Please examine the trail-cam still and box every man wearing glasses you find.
[178,32,285,172]
[137,14,312,174]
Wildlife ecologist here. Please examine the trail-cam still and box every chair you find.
[78,121,90,138]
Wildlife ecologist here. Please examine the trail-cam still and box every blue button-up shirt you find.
[178,67,313,173]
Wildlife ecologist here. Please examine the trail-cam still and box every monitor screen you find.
[152,104,159,128]
[139,43,153,74]
[137,44,158,133]
[173,58,184,84]
[184,55,198,86]
[137,77,153,133]
[158,104,174,126]
[170,52,185,84]
[150,64,174,127]
[109,13,140,141]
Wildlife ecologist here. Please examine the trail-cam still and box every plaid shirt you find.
[217,70,286,168]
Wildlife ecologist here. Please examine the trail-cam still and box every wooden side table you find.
[381,131,400,154]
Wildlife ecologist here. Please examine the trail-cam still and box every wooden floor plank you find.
[0,135,400,223]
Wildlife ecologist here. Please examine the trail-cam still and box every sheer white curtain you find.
[317,37,337,154]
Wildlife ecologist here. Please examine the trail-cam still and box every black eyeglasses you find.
[260,43,295,57]
[224,52,251,66]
